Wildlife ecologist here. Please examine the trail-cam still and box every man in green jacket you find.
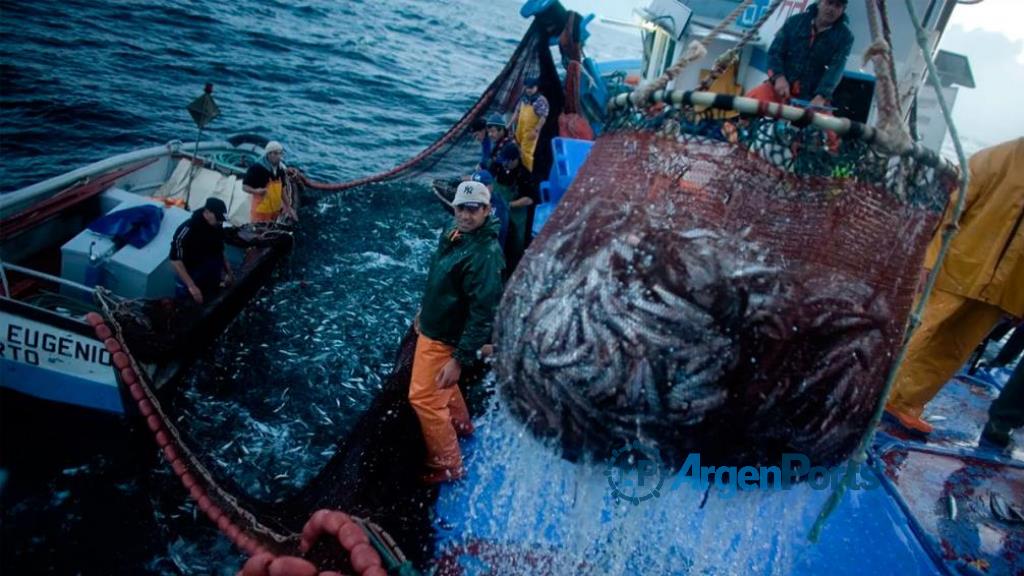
[411,180,505,483]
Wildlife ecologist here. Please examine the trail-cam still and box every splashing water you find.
[434,393,831,575]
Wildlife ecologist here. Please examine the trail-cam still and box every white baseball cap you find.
[453,181,491,207]
[265,141,284,153]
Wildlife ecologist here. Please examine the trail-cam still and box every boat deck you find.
[433,369,1022,575]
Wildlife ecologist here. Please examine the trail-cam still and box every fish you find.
[990,492,1024,524]
[947,494,957,521]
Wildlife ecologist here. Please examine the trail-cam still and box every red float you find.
[336,522,367,550]
[111,351,130,370]
[240,552,274,576]
[171,459,187,477]
[267,557,317,576]
[129,383,145,401]
[155,430,171,448]
[348,542,381,573]
[162,443,178,463]
[103,338,121,354]
[322,511,348,536]
[120,367,137,385]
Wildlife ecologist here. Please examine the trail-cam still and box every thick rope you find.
[697,0,786,91]
[875,0,905,118]
[632,0,754,105]
[862,0,910,152]
[807,0,970,542]
[295,89,495,193]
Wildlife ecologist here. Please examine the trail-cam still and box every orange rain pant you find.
[887,289,1004,418]
[408,334,472,473]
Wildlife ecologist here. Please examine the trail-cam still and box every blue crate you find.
[533,137,594,236]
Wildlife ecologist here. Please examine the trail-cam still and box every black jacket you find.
[767,3,854,99]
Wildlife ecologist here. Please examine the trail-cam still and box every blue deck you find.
[433,371,1021,574]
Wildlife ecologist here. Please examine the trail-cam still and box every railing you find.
[0,261,96,296]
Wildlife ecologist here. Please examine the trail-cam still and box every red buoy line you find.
[88,291,399,576]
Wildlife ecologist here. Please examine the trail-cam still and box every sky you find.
[556,0,1024,149]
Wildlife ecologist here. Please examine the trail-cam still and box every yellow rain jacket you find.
[924,138,1024,317]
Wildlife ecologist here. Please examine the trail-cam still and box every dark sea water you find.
[0,0,529,192]
[0,0,540,573]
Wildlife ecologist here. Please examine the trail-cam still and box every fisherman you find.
[885,138,1024,435]
[510,75,549,172]
[489,142,538,273]
[471,169,509,249]
[470,117,492,171]
[410,180,504,483]
[242,141,298,223]
[981,360,1024,449]
[169,197,234,305]
[746,0,853,110]
[485,114,513,166]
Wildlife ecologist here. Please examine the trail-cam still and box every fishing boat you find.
[59,1,1024,575]
[0,87,297,416]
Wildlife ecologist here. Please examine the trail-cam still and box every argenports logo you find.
[605,443,881,505]
[605,441,667,505]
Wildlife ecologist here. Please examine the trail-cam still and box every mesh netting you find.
[101,12,960,572]
[496,104,957,469]
[102,19,567,570]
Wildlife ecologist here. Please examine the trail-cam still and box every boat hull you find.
[0,299,124,414]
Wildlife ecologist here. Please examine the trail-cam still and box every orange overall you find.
[407,334,473,476]
[887,139,1024,420]
[514,99,543,172]
[250,177,284,223]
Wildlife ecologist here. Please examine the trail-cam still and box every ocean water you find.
[0,0,544,573]
[0,0,530,192]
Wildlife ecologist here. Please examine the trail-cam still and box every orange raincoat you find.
[888,138,1024,416]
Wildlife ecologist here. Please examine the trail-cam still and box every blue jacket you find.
[767,3,854,99]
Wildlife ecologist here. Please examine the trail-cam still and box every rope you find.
[875,0,903,118]
[93,289,291,548]
[807,0,970,542]
[862,0,910,153]
[697,0,786,91]
[90,291,411,575]
[632,0,754,105]
[296,89,495,193]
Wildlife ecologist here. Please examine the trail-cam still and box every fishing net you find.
[94,6,960,574]
[95,16,574,573]
[496,100,957,469]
